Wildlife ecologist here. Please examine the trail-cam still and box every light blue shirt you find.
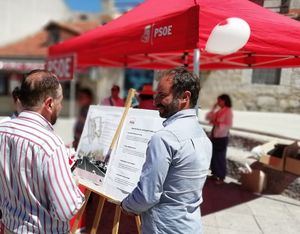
[122,109,212,234]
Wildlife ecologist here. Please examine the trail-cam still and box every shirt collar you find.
[163,109,196,127]
[19,110,54,131]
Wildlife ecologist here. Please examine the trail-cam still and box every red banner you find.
[45,54,75,80]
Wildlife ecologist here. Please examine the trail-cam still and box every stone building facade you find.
[199,68,300,113]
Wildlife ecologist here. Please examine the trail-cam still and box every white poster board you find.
[74,105,164,202]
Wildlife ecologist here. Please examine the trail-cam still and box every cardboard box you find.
[259,140,285,171]
[240,169,267,193]
[285,157,300,176]
[283,141,300,176]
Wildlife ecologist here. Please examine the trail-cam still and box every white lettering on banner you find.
[141,24,173,43]
[47,58,71,78]
[154,25,172,38]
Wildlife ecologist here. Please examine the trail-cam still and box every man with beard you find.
[121,67,212,233]
[0,70,84,233]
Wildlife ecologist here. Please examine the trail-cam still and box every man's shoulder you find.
[18,117,64,149]
[163,118,206,140]
[32,129,65,157]
[152,127,179,143]
[117,97,124,103]
[0,117,11,124]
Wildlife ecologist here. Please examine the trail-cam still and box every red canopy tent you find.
[49,0,300,70]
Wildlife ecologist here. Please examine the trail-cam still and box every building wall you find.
[290,0,300,9]
[0,0,71,46]
[264,0,300,12]
[199,68,300,113]
[264,0,281,9]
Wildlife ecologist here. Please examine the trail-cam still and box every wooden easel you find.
[71,89,141,234]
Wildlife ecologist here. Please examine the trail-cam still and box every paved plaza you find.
[202,178,300,234]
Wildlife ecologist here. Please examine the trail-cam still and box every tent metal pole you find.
[193,48,200,76]
[193,48,201,117]
[69,74,76,118]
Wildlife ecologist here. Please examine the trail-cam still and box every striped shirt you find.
[0,111,84,233]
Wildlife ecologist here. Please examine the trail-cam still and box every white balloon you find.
[205,17,251,55]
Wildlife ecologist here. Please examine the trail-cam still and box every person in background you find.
[73,88,94,150]
[138,83,157,110]
[101,84,124,107]
[206,94,233,184]
[70,88,94,234]
[0,87,23,231]
[0,69,84,233]
[0,87,23,125]
[121,67,212,233]
[11,86,22,118]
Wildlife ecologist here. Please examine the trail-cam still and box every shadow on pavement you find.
[84,179,261,233]
[202,179,260,216]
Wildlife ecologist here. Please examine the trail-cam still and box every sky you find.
[64,0,143,13]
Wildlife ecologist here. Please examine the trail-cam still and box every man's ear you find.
[182,91,191,103]
[44,97,54,111]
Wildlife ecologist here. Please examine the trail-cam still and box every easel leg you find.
[71,189,92,233]
[112,206,121,234]
[91,196,106,234]
[135,215,142,234]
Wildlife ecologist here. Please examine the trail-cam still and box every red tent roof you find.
[49,0,300,70]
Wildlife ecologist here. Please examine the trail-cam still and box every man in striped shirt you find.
[0,70,84,233]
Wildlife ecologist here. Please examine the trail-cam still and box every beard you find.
[157,98,180,118]
[50,108,58,125]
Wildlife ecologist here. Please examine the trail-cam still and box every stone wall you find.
[289,0,300,9]
[199,68,300,113]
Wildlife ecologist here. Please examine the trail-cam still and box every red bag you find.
[0,221,4,234]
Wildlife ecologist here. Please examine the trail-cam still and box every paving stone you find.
[203,225,219,234]
[218,227,262,234]
[215,211,261,233]
[254,215,300,234]
[202,213,217,227]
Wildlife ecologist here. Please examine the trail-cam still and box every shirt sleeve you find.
[122,132,174,214]
[205,111,216,124]
[44,144,84,221]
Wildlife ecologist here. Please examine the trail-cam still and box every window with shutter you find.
[252,69,281,85]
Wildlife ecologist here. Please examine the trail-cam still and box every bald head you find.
[19,70,60,110]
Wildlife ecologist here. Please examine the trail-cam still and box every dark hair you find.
[19,69,60,109]
[139,94,153,100]
[12,86,20,102]
[78,88,94,100]
[111,85,120,91]
[218,94,232,107]
[158,67,201,108]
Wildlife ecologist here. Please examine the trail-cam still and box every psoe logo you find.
[141,24,173,43]
[141,25,152,43]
